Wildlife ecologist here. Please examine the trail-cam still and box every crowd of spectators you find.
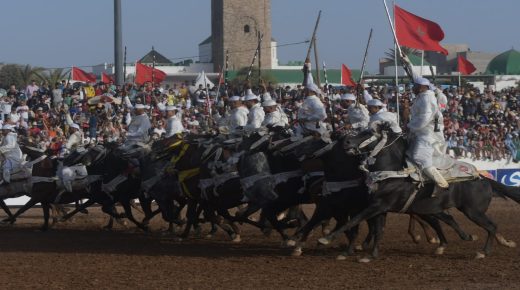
[0,78,519,162]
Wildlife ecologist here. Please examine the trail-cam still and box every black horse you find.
[318,122,520,259]
[284,134,384,258]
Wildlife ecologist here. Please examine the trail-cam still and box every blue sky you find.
[1,0,518,73]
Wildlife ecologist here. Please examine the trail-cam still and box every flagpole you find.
[420,50,424,76]
[458,73,461,89]
[152,46,156,87]
[123,46,127,83]
[393,0,399,125]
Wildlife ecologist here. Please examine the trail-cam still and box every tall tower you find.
[211,0,272,71]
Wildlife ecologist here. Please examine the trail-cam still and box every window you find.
[244,25,250,33]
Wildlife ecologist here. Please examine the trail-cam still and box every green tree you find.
[231,66,277,88]
[0,64,23,89]
[17,64,45,87]
[36,68,70,88]
[384,46,421,64]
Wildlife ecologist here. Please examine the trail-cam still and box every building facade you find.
[211,0,272,71]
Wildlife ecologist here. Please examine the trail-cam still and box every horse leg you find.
[3,198,40,224]
[359,214,387,263]
[433,212,477,241]
[460,209,497,258]
[318,204,384,245]
[414,214,439,244]
[288,204,332,256]
[120,199,148,232]
[75,200,88,214]
[40,202,51,232]
[60,199,97,222]
[417,214,449,255]
[139,196,155,226]
[180,200,198,239]
[0,200,13,218]
[337,222,360,260]
[408,214,422,243]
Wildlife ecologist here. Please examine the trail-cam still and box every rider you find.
[366,98,402,134]
[0,124,23,186]
[165,105,184,137]
[243,89,265,133]
[60,123,88,194]
[228,96,249,134]
[123,103,152,147]
[408,77,448,194]
[340,93,370,131]
[296,62,328,138]
[261,99,289,128]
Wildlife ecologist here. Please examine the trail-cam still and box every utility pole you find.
[114,0,124,86]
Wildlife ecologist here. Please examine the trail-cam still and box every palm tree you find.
[384,46,421,64]
[36,68,70,88]
[17,64,45,86]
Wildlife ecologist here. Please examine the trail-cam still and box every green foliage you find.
[36,68,70,87]
[0,64,47,89]
[230,66,277,87]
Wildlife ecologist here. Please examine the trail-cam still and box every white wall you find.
[383,65,437,76]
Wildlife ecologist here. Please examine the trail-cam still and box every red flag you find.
[135,62,166,85]
[102,72,115,84]
[457,55,476,75]
[341,64,356,87]
[395,5,448,55]
[72,67,96,83]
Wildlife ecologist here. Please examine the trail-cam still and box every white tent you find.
[194,71,215,89]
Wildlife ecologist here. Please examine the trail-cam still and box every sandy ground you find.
[0,199,520,290]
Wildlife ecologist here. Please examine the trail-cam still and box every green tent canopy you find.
[486,49,520,75]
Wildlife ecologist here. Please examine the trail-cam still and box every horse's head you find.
[343,121,394,155]
[290,136,329,161]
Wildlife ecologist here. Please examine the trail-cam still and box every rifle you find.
[245,33,264,83]
[303,10,322,87]
[356,28,373,107]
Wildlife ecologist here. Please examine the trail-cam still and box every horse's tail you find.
[483,176,520,203]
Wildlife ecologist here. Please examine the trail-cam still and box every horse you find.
[282,133,384,259]
[318,122,520,260]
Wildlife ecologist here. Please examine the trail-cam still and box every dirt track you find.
[1,199,520,290]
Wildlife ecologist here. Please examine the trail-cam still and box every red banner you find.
[72,67,96,83]
[341,64,356,87]
[135,62,166,85]
[457,55,477,75]
[395,5,448,55]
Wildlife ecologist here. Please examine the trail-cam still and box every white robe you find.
[347,104,370,130]
[369,110,402,134]
[0,132,23,181]
[229,106,249,133]
[262,107,289,128]
[125,113,152,145]
[244,103,265,132]
[298,95,327,134]
[407,90,445,169]
[165,116,184,137]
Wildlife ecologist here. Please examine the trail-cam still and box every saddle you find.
[367,155,480,189]
[407,155,480,184]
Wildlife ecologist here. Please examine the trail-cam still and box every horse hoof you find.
[286,240,296,247]
[205,234,213,239]
[434,246,445,255]
[355,245,363,251]
[357,257,372,263]
[291,247,303,257]
[174,237,184,242]
[322,229,331,235]
[412,235,421,243]
[232,234,241,243]
[475,252,486,259]
[336,254,347,261]
[428,237,440,244]
[317,237,331,245]
[470,235,479,241]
